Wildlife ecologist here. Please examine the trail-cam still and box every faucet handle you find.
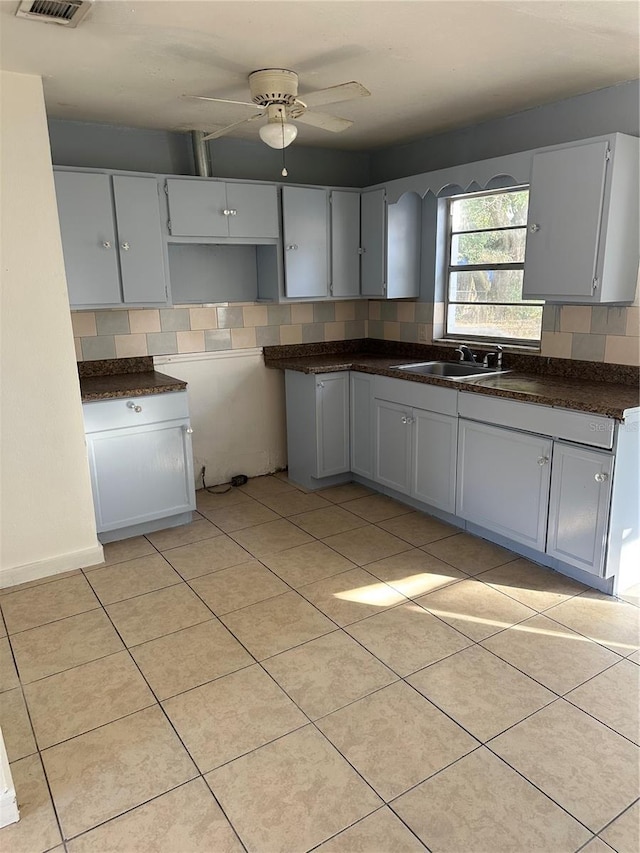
[483,345,504,369]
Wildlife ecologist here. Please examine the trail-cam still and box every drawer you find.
[373,375,457,416]
[458,392,614,449]
[83,391,190,433]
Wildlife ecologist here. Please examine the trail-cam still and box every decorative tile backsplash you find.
[73,299,639,366]
[72,301,369,361]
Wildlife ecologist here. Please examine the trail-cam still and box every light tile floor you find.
[1,474,639,853]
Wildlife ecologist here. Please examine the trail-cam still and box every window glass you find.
[445,187,542,344]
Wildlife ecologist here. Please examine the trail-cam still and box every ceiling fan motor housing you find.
[249,69,299,106]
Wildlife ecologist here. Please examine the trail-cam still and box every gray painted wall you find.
[48,79,639,186]
[48,119,194,175]
[370,79,640,183]
[48,118,371,186]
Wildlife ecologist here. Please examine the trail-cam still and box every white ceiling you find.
[1,0,638,149]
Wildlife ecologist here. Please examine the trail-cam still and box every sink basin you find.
[391,361,509,378]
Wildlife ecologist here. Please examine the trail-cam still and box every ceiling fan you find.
[186,68,370,150]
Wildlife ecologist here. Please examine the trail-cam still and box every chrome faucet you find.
[455,345,477,363]
[483,345,504,369]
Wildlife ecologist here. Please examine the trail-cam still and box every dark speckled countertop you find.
[264,342,640,420]
[78,357,187,402]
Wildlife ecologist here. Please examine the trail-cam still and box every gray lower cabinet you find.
[350,372,374,479]
[374,398,413,494]
[522,133,639,303]
[456,419,552,551]
[373,377,458,511]
[547,442,613,575]
[83,392,196,542]
[54,170,168,308]
[165,178,279,239]
[413,409,458,514]
[285,370,350,488]
[282,186,329,299]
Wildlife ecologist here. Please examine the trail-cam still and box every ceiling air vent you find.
[15,0,92,27]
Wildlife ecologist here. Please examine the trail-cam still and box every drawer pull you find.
[594,472,609,483]
[127,401,143,413]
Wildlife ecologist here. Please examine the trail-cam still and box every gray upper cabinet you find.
[54,170,167,308]
[523,133,639,303]
[282,186,329,299]
[361,189,421,299]
[330,191,361,298]
[360,189,386,297]
[166,179,279,239]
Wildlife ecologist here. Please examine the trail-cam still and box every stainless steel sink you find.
[391,361,509,378]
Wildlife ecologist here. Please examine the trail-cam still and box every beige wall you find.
[0,71,102,587]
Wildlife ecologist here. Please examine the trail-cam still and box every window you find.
[445,187,543,344]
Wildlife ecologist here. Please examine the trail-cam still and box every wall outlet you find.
[418,325,428,343]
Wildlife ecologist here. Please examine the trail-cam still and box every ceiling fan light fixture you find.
[259,120,298,149]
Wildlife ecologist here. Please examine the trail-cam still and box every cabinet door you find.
[331,191,361,297]
[523,140,609,300]
[226,183,279,238]
[456,420,552,550]
[350,372,374,479]
[547,443,613,575]
[86,421,194,532]
[112,175,167,304]
[387,193,421,299]
[413,409,457,513]
[282,186,329,298]
[360,189,386,297]
[54,171,121,307]
[316,373,350,478]
[374,398,412,494]
[166,179,228,237]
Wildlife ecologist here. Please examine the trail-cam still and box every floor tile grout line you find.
[482,743,622,838]
[594,795,640,841]
[532,606,638,660]
[54,580,252,850]
[305,803,430,853]
[3,603,102,640]
[83,575,184,609]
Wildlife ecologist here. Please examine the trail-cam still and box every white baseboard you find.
[0,543,104,590]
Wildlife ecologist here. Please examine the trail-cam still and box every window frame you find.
[443,185,542,347]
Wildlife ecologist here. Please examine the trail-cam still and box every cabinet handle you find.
[102,241,112,249]
[594,472,609,483]
[537,455,549,466]
[126,401,142,413]
[184,426,194,434]
[286,244,299,251]
[529,223,541,233]
[121,242,130,251]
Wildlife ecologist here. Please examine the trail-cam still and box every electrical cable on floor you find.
[201,467,248,495]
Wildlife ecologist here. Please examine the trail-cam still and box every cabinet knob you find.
[127,401,142,413]
[102,241,112,249]
[286,244,299,251]
[223,209,231,216]
[121,242,130,251]
[529,223,541,233]
[537,455,549,466]
[401,415,414,425]
[229,209,237,216]
[594,472,609,483]
[184,426,194,434]
[317,382,325,389]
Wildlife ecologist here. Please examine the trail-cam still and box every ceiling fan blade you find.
[294,111,353,133]
[300,81,370,108]
[201,113,264,142]
[183,95,261,109]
